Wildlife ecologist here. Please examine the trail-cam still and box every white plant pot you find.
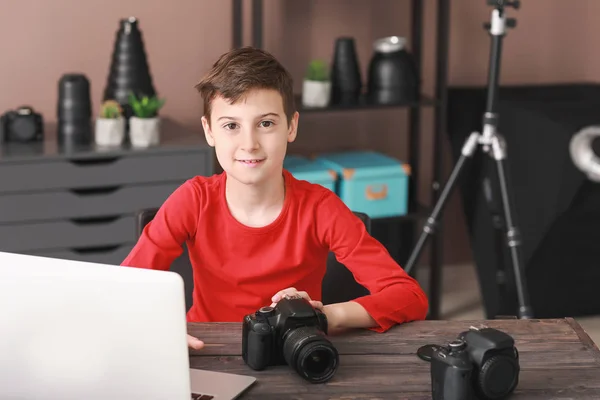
[302,80,331,108]
[95,117,125,147]
[129,116,160,148]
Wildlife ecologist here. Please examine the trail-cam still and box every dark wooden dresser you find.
[0,119,214,265]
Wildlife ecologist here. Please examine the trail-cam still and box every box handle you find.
[365,184,388,200]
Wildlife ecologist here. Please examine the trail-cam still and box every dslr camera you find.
[0,106,44,144]
[242,294,339,384]
[430,326,520,400]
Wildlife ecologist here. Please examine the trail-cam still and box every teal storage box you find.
[283,155,337,192]
[314,151,410,218]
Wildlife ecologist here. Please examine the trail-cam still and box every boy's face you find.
[201,88,299,187]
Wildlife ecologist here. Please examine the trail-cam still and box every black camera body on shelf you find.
[0,106,44,144]
[242,295,339,384]
[431,327,520,400]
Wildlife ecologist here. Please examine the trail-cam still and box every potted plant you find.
[302,59,331,108]
[95,100,125,147]
[128,92,166,147]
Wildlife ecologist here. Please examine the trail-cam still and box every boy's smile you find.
[237,158,265,167]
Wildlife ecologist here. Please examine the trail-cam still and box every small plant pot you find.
[302,80,331,108]
[95,117,125,147]
[129,116,160,147]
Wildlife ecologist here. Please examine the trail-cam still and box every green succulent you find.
[99,100,122,119]
[305,60,329,82]
[128,92,166,118]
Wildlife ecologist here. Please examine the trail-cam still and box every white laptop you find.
[0,251,256,400]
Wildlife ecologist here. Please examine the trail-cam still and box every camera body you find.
[431,327,520,400]
[242,294,339,383]
[0,106,44,144]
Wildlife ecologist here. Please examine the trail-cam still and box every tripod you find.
[404,0,534,319]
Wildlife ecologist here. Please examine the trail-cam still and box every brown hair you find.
[195,46,295,127]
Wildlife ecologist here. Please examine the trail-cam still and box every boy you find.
[121,47,428,350]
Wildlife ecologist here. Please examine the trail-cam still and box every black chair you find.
[321,212,371,305]
[136,208,194,311]
[135,208,371,309]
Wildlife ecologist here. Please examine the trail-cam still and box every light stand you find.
[404,0,534,319]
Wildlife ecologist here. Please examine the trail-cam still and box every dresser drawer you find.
[0,216,135,252]
[29,243,135,266]
[0,151,209,194]
[0,183,181,223]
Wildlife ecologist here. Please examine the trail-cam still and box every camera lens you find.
[57,73,92,146]
[282,326,339,383]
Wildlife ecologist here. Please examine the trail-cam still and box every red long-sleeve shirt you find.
[121,169,428,332]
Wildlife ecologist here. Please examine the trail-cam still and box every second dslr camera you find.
[431,326,520,400]
[0,106,44,144]
[242,294,339,384]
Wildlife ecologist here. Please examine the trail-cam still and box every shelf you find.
[295,94,436,113]
[372,202,429,224]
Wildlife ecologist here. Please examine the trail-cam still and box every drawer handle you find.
[70,244,122,255]
[67,156,121,166]
[70,215,121,225]
[69,186,122,196]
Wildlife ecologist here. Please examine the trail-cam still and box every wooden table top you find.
[188,318,600,399]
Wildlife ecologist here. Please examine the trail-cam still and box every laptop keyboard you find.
[191,394,214,400]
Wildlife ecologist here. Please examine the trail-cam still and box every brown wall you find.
[1,0,597,267]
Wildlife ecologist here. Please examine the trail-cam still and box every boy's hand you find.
[270,287,323,311]
[187,334,204,350]
[270,287,346,334]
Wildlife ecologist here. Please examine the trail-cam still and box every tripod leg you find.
[482,165,511,317]
[490,135,534,319]
[404,132,480,276]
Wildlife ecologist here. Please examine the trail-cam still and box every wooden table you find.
[188,318,600,399]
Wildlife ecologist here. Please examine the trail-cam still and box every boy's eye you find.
[260,120,274,128]
[224,122,238,130]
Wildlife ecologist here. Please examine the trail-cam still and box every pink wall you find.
[1,0,597,265]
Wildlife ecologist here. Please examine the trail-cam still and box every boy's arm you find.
[316,191,429,333]
[121,180,201,271]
